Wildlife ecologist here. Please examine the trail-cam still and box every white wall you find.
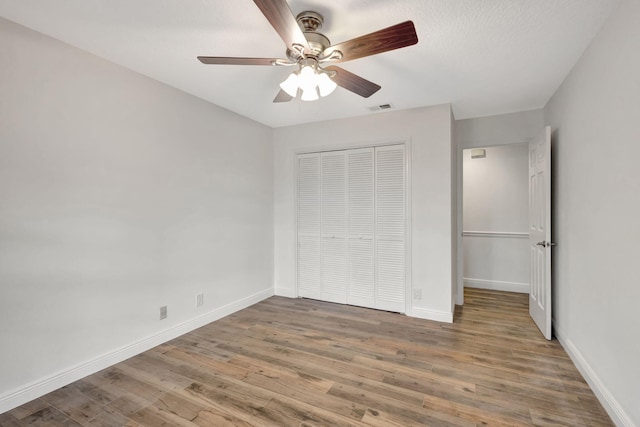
[0,18,274,412]
[273,105,456,322]
[455,110,545,149]
[544,0,640,425]
[462,144,529,293]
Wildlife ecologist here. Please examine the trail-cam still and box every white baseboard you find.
[464,277,529,294]
[274,287,297,298]
[554,323,635,427]
[411,306,453,323]
[0,287,274,415]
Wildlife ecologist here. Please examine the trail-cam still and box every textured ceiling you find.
[0,0,620,128]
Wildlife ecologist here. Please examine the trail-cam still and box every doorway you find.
[460,143,530,298]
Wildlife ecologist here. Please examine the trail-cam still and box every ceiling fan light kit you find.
[197,0,418,103]
[279,58,338,101]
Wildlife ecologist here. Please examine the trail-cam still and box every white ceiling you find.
[0,0,620,128]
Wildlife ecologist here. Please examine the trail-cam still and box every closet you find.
[296,144,406,313]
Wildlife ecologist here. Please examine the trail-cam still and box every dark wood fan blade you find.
[198,56,280,66]
[253,0,309,51]
[324,66,381,98]
[323,21,418,63]
[273,89,294,103]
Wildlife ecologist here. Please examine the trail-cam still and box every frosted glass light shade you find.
[301,87,319,101]
[317,72,337,97]
[280,63,335,101]
[298,65,318,91]
[279,72,299,97]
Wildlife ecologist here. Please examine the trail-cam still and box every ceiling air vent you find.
[368,103,394,112]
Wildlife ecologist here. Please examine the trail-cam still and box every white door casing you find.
[529,126,553,340]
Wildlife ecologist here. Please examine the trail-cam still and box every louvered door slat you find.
[298,155,321,235]
[376,147,406,239]
[322,153,347,235]
[348,238,374,306]
[298,236,321,299]
[348,149,374,236]
[377,240,405,311]
[322,237,347,303]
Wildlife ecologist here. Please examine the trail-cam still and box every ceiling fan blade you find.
[323,21,418,63]
[324,66,381,98]
[253,0,310,52]
[273,89,294,103]
[198,56,280,66]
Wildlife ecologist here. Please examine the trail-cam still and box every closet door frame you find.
[294,139,412,316]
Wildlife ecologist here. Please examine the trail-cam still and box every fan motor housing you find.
[297,11,323,32]
[304,31,330,55]
[286,11,331,61]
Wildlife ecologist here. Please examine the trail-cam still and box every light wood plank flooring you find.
[0,288,613,426]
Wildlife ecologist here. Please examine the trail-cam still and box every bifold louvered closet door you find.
[297,145,406,313]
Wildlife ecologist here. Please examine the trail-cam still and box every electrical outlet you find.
[160,305,167,320]
[413,289,422,300]
[196,293,204,307]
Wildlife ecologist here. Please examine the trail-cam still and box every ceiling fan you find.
[197,0,418,103]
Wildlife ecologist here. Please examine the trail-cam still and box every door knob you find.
[536,241,557,248]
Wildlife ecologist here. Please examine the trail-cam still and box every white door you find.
[296,145,406,313]
[529,126,553,340]
[347,148,375,308]
[375,145,406,313]
[321,152,348,303]
[297,154,322,300]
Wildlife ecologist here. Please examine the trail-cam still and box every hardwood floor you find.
[1,288,613,426]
